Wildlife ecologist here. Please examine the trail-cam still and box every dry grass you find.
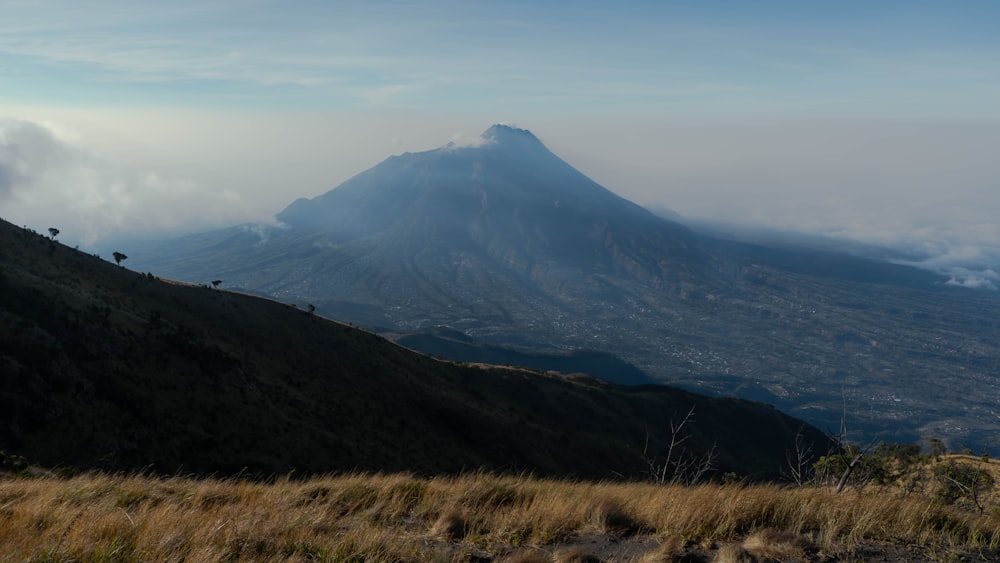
[1,471,998,562]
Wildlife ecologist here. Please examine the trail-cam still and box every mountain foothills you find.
[129,125,1000,452]
[0,218,824,478]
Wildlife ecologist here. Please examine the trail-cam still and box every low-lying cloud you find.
[544,118,1000,288]
[886,226,1000,289]
[0,118,257,246]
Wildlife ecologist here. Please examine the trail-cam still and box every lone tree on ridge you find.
[112,252,128,266]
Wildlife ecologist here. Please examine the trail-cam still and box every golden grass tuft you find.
[430,508,468,541]
[598,496,646,536]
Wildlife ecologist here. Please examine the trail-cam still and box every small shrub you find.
[933,460,994,511]
[0,450,29,473]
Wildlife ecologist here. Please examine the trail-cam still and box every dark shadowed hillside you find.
[395,328,657,386]
[0,218,826,479]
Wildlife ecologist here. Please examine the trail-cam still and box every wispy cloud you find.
[4,1,998,115]
[0,2,444,105]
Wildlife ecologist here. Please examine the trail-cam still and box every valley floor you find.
[2,471,999,562]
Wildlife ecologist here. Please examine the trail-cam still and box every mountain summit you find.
[480,123,544,146]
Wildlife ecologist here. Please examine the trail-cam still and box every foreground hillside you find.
[0,218,823,478]
[2,470,998,562]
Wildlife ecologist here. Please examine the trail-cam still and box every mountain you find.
[128,125,1000,451]
[277,124,700,270]
[0,218,825,479]
[135,125,707,309]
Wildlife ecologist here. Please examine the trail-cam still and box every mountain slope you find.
[0,218,824,479]
[395,328,657,386]
[126,125,1000,451]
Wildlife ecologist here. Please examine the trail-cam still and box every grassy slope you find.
[2,471,998,562]
[0,219,826,478]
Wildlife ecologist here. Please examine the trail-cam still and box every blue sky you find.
[2,0,1000,285]
[3,1,999,115]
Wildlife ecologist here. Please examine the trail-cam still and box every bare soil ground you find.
[467,534,1000,562]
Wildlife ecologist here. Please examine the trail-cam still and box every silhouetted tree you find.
[211,280,222,288]
[307,304,316,314]
[47,227,59,240]
[112,252,127,266]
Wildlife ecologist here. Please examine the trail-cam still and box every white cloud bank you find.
[0,118,256,245]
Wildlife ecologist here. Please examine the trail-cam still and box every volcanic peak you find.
[482,123,540,143]
[441,124,548,155]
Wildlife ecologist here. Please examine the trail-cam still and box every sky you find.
[2,0,999,286]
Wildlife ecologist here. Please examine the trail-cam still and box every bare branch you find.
[785,426,814,486]
[644,405,714,486]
